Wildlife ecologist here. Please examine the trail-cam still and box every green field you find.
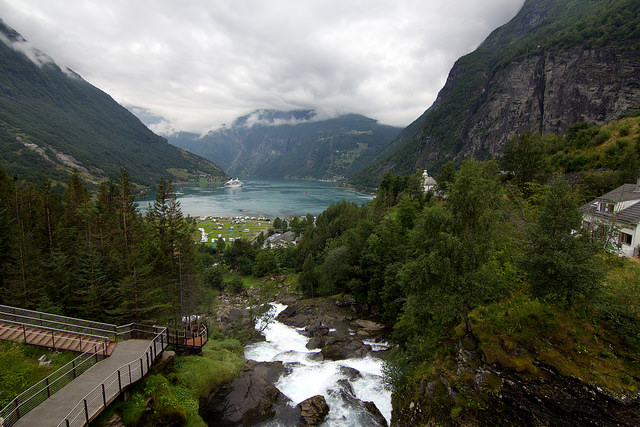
[193,216,272,247]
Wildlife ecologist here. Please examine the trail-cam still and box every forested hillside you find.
[0,20,227,189]
[167,110,400,180]
[2,115,640,424]
[350,0,640,189]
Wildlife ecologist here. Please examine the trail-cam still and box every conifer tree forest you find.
[1,118,640,411]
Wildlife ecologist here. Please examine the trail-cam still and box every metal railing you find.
[0,305,203,426]
[0,305,117,340]
[0,318,111,355]
[56,326,168,427]
[0,344,106,427]
[166,324,208,349]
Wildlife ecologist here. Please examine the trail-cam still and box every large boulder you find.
[298,395,330,425]
[200,365,292,426]
[329,379,388,427]
[322,338,371,360]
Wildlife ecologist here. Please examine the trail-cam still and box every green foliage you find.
[522,177,604,305]
[502,131,551,189]
[395,160,507,353]
[227,276,245,293]
[0,341,75,407]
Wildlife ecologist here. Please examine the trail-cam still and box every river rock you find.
[330,379,388,427]
[306,335,326,350]
[322,338,371,360]
[199,365,290,426]
[246,360,287,385]
[298,395,330,425]
[306,319,329,336]
[338,366,362,381]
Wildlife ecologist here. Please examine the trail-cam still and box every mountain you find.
[0,19,227,188]
[166,110,401,180]
[350,0,640,189]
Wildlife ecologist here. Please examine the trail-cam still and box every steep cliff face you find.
[350,0,640,189]
[443,45,640,161]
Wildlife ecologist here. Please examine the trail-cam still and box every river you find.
[136,178,374,218]
[244,304,392,426]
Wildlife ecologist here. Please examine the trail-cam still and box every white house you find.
[422,169,437,193]
[581,180,640,257]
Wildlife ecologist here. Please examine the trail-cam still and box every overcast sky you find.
[0,0,525,134]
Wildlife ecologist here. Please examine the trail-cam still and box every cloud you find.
[0,0,525,133]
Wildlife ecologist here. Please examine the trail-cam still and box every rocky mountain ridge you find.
[166,110,401,180]
[0,19,227,188]
[349,0,640,189]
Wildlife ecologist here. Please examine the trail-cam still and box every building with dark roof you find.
[581,181,640,257]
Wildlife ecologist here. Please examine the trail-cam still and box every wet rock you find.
[355,319,386,331]
[200,365,290,426]
[306,335,326,350]
[306,320,329,336]
[322,338,371,360]
[329,379,388,427]
[298,395,330,425]
[335,296,357,307]
[307,351,324,362]
[338,366,362,381]
[246,360,286,385]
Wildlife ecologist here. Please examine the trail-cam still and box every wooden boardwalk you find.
[15,339,161,427]
[0,320,114,355]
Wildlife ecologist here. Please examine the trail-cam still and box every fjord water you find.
[244,304,392,426]
[137,178,374,217]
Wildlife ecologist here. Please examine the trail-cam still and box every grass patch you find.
[471,291,640,394]
[193,216,272,247]
[116,335,245,425]
[0,341,76,407]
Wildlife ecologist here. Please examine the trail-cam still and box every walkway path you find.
[15,340,158,427]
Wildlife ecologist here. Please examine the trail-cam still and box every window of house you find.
[620,232,633,246]
[600,202,615,213]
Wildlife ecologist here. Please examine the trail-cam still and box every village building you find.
[422,169,437,193]
[581,180,640,257]
[263,231,299,249]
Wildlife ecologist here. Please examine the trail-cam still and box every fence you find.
[56,326,168,427]
[0,305,117,340]
[0,344,106,427]
[0,318,111,355]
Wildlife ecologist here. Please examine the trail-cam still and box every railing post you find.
[84,398,89,423]
[66,419,70,427]
[140,358,144,377]
[161,331,164,349]
[146,351,150,371]
[102,383,107,408]
[118,370,122,392]
[46,377,51,397]
[15,399,20,419]
[23,324,27,343]
[129,364,132,383]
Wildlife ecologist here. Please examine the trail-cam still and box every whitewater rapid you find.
[244,303,392,426]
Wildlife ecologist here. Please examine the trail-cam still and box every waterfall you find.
[244,303,392,426]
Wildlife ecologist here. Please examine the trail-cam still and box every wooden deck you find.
[0,320,115,355]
